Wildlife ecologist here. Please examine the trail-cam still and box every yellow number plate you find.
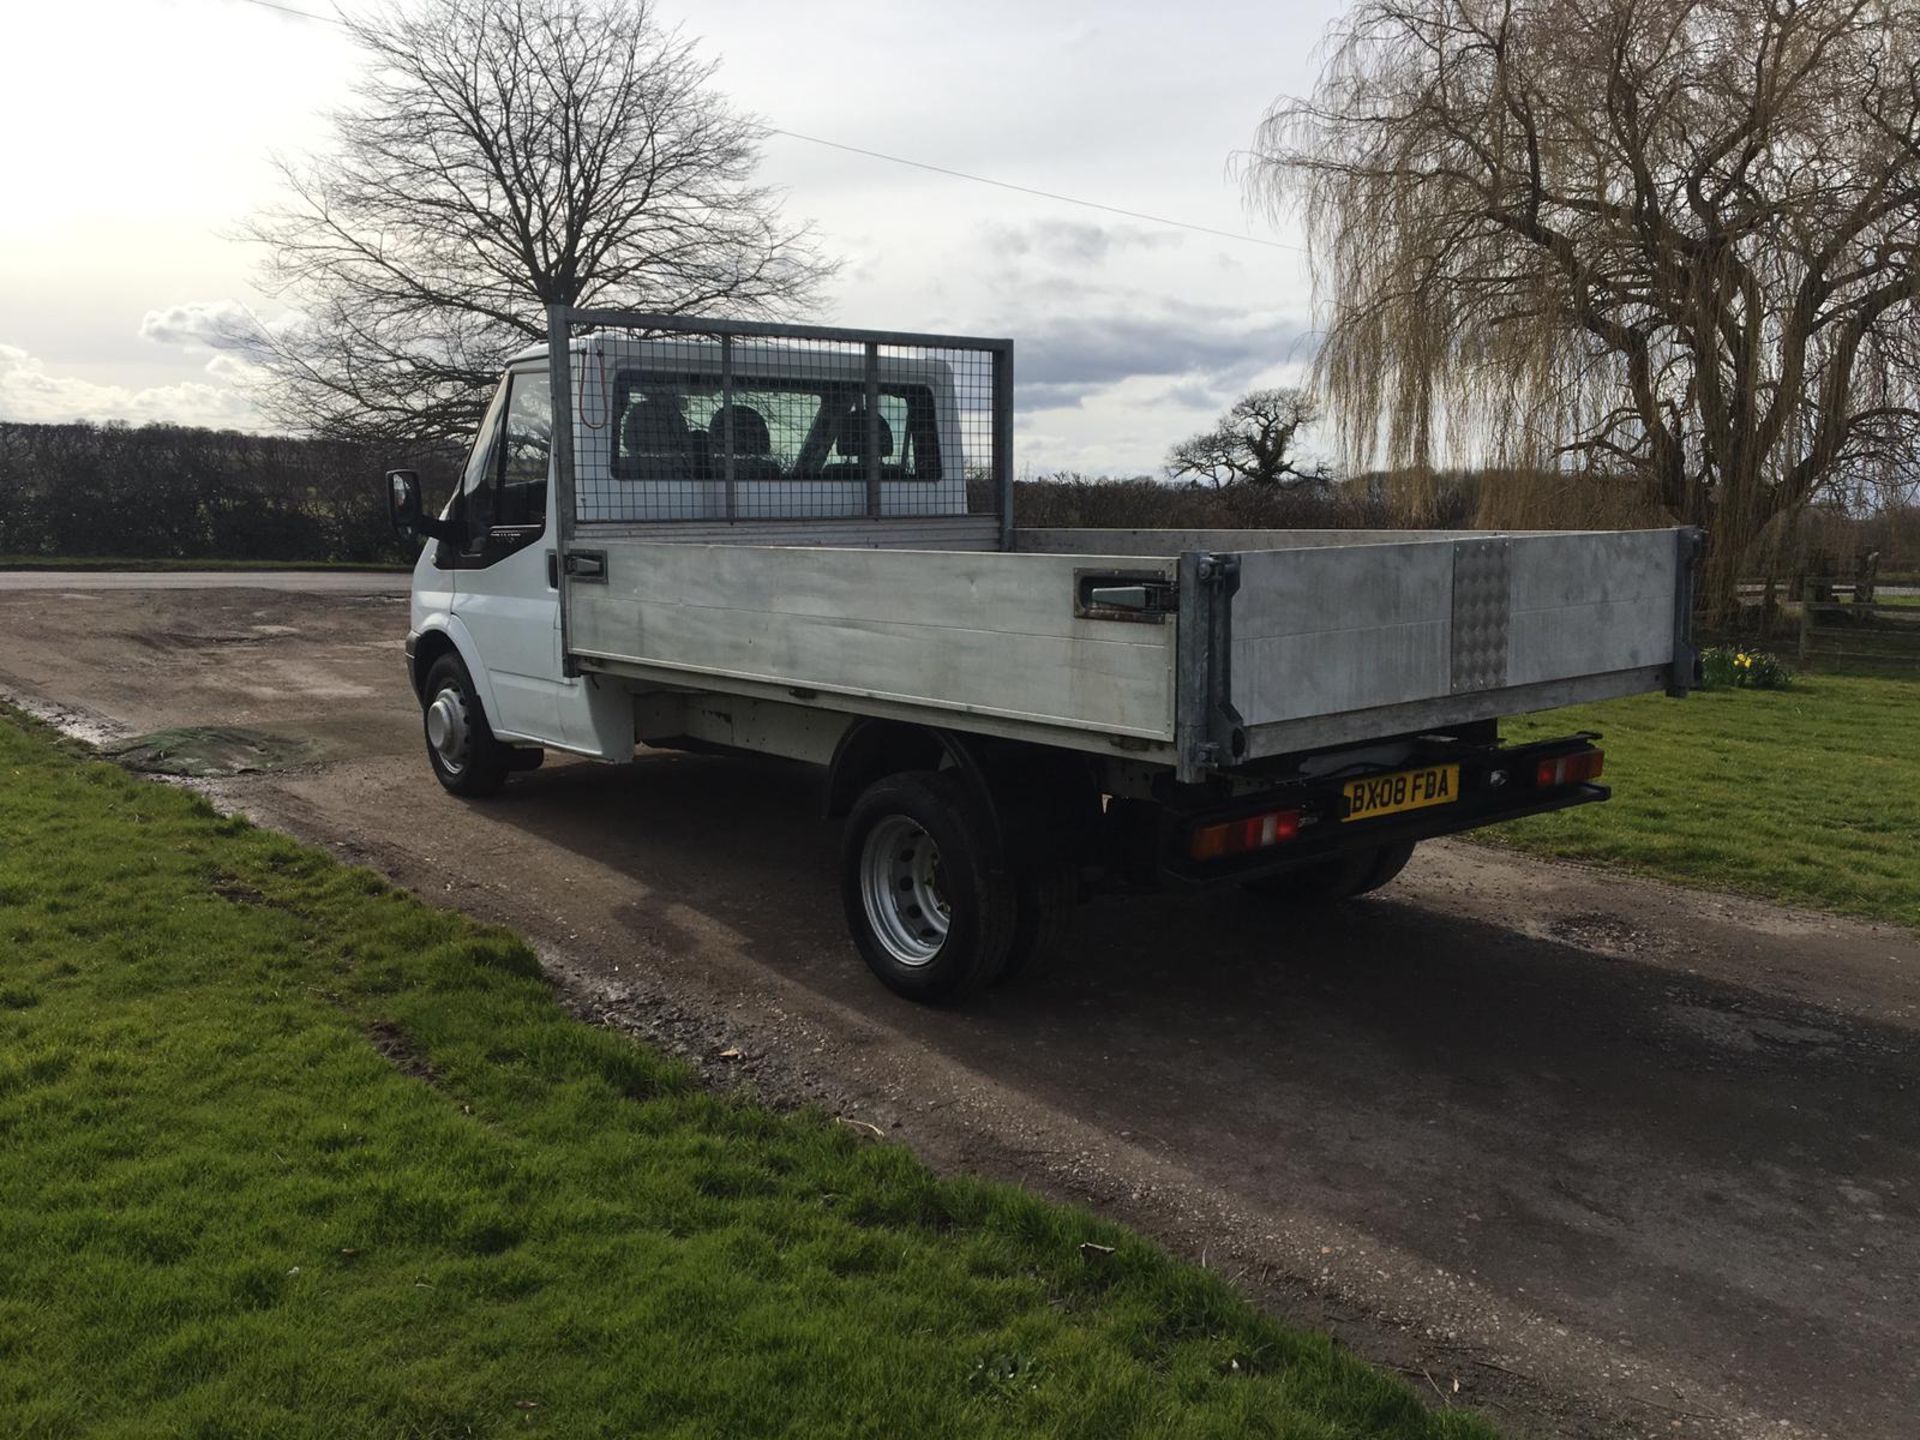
[1343,764,1460,822]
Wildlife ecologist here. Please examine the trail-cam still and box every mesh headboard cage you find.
[545,309,1012,540]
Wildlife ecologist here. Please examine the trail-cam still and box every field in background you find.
[0,710,1492,1440]
[1496,671,1920,929]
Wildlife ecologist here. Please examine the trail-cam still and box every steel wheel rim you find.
[859,814,950,966]
[425,685,469,776]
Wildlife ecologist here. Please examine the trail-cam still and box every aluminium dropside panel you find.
[566,540,1180,751]
[1226,528,1688,757]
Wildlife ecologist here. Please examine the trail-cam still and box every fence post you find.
[1798,601,1814,664]
[1857,549,1880,605]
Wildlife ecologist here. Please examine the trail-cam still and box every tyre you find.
[994,863,1077,986]
[841,771,1017,1003]
[420,652,511,797]
[1240,840,1416,904]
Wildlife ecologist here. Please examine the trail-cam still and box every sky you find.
[0,0,1346,475]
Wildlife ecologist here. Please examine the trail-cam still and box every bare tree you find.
[1166,387,1328,488]
[238,0,834,444]
[1248,0,1920,617]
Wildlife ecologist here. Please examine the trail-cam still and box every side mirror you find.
[387,469,458,545]
[386,469,424,538]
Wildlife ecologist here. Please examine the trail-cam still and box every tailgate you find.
[1183,528,1699,771]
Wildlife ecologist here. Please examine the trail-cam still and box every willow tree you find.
[1248,0,1920,616]
[240,0,832,445]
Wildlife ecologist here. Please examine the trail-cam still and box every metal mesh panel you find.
[549,311,1008,530]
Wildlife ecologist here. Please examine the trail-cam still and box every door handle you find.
[546,550,558,589]
[564,550,607,582]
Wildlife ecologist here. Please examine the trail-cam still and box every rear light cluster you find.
[1189,807,1302,862]
[1536,749,1605,788]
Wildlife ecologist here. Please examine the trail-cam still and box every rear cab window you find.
[609,372,942,483]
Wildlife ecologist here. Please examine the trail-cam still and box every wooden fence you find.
[1797,601,1920,671]
[1732,551,1920,669]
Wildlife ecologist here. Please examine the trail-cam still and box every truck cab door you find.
[448,369,563,743]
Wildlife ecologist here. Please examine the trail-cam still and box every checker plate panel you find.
[1450,538,1511,693]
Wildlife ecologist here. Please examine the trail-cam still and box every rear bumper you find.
[1160,736,1606,887]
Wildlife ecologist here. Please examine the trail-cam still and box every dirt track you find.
[2,577,1916,1440]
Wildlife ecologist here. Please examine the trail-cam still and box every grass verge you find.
[0,710,1494,1439]
[1496,671,1919,929]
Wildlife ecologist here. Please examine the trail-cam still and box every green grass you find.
[0,711,1492,1440]
[1497,671,1920,928]
[0,555,406,572]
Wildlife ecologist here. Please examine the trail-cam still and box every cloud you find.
[1156,378,1239,411]
[982,218,1180,268]
[203,352,257,384]
[0,342,259,429]
[139,300,277,357]
[108,297,292,426]
[1014,307,1310,410]
[957,234,1311,415]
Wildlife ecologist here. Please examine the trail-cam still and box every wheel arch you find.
[409,619,504,732]
[825,719,1103,870]
[825,720,1003,844]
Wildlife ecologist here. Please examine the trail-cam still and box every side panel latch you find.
[564,550,608,582]
[1075,569,1177,622]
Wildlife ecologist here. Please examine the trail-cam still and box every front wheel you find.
[420,653,511,797]
[841,771,1017,1004]
[1240,840,1417,904]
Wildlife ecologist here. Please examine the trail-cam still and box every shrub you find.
[0,420,459,564]
[1701,644,1793,690]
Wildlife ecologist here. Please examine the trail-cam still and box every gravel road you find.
[2,576,1914,1440]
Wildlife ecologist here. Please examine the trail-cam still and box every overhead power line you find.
[762,130,1300,252]
[222,0,1301,253]
[228,0,345,21]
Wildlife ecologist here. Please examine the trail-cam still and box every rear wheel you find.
[421,653,510,797]
[1240,840,1416,904]
[995,864,1077,986]
[841,771,1016,1004]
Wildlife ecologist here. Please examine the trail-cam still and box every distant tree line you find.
[1006,471,1469,531]
[7,417,1910,575]
[0,421,457,563]
[1007,469,1920,579]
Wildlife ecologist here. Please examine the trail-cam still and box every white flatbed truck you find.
[387,309,1702,1002]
